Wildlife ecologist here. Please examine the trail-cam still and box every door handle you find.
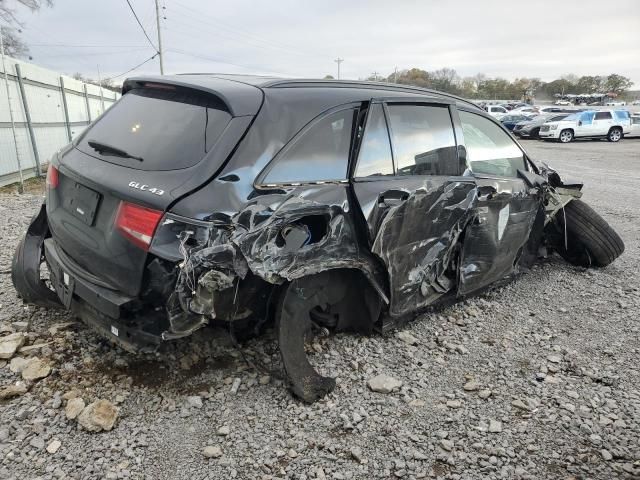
[378,190,409,207]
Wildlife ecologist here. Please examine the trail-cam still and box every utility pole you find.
[155,0,164,74]
[371,71,379,82]
[393,66,398,83]
[334,57,343,80]
[0,26,24,193]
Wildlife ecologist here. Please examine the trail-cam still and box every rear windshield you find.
[76,87,232,171]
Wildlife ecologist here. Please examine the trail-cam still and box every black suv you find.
[12,75,624,402]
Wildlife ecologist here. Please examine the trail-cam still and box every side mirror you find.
[578,121,583,126]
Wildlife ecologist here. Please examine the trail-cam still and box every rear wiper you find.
[87,140,143,162]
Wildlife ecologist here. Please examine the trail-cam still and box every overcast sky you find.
[10,0,640,87]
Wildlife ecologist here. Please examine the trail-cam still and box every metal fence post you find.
[83,83,91,123]
[15,63,42,177]
[59,76,72,142]
[1,27,24,192]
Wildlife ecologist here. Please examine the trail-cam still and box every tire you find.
[553,199,624,267]
[530,127,540,139]
[558,129,573,143]
[275,270,379,403]
[607,127,622,142]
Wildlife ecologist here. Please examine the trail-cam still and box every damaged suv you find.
[12,75,624,402]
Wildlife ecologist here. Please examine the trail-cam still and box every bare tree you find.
[0,0,53,57]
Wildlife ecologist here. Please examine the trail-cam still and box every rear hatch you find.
[46,78,261,297]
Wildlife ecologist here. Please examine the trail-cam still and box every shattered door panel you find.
[369,179,477,316]
[458,178,541,295]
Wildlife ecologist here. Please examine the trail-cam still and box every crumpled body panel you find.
[371,180,477,316]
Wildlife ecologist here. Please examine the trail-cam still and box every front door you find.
[455,109,542,295]
[575,111,596,137]
[351,99,476,317]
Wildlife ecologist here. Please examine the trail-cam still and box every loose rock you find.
[77,399,118,432]
[0,332,25,359]
[367,374,403,393]
[65,397,85,420]
[203,445,222,459]
[21,357,51,381]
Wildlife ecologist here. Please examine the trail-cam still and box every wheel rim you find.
[610,130,621,141]
[560,131,572,142]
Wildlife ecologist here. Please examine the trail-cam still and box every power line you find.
[29,43,149,48]
[38,48,152,59]
[124,0,159,52]
[103,53,159,81]
[166,48,291,77]
[168,0,332,62]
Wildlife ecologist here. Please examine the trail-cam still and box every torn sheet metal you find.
[458,178,541,296]
[370,179,478,317]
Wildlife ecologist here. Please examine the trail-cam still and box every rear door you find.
[593,111,613,135]
[351,98,476,317]
[455,109,541,295]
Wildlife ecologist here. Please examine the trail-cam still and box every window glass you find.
[632,117,640,125]
[613,110,629,121]
[580,112,595,125]
[386,104,458,176]
[262,108,355,183]
[355,103,394,177]
[77,88,232,171]
[459,110,525,178]
[594,111,612,120]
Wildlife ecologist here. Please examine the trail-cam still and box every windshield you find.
[76,87,232,171]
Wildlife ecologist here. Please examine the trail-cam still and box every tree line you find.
[326,69,635,100]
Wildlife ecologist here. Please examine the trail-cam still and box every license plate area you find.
[53,267,75,309]
[63,181,101,226]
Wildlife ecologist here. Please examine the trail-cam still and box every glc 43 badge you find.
[128,181,164,196]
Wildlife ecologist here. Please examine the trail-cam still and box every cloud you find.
[14,0,640,87]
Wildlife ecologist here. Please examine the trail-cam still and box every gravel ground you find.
[1,138,639,480]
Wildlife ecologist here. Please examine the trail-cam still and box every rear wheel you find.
[276,270,380,403]
[607,127,622,142]
[530,127,540,139]
[559,129,574,143]
[551,199,624,267]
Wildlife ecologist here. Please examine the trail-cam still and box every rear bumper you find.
[12,203,165,352]
[44,238,135,318]
[45,238,167,352]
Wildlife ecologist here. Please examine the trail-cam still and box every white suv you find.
[538,110,631,143]
[484,105,509,119]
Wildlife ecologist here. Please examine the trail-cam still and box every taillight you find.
[115,201,163,251]
[46,165,59,189]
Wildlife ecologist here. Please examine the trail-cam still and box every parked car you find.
[510,106,539,116]
[11,76,625,402]
[513,113,571,139]
[554,100,571,106]
[484,104,509,118]
[632,99,640,106]
[537,106,582,114]
[539,110,631,143]
[605,100,626,106]
[627,114,640,137]
[500,114,532,131]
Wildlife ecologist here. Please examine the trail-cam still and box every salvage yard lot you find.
[1,139,639,480]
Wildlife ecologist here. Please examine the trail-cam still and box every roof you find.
[123,73,482,115]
